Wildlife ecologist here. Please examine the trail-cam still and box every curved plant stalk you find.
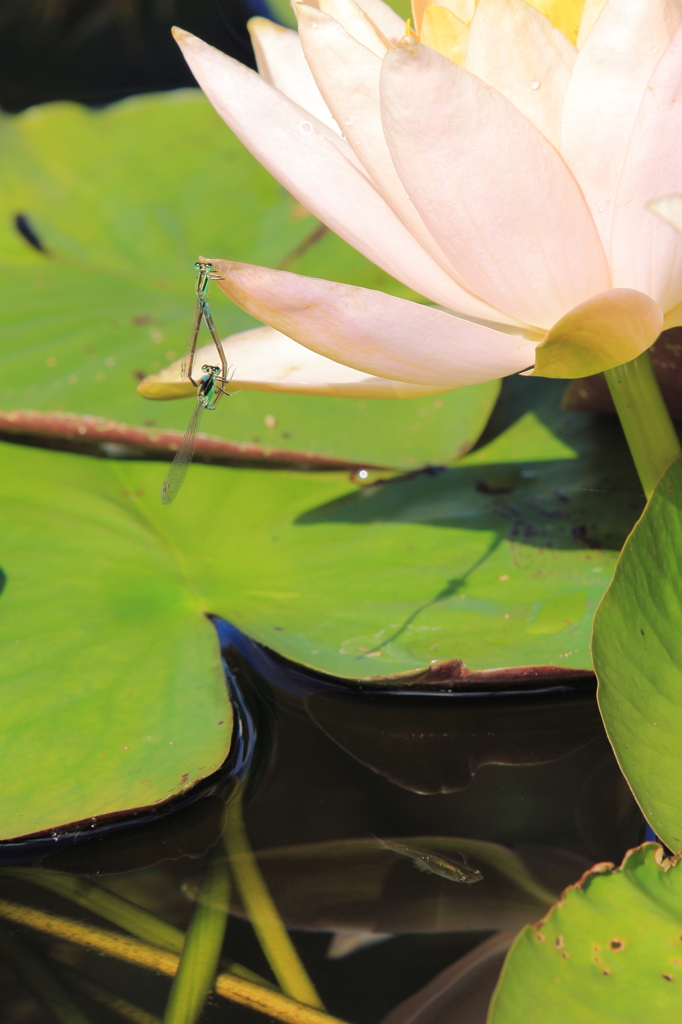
[57,967,162,1024]
[604,349,681,497]
[0,920,91,1024]
[224,792,324,1009]
[0,897,347,1024]
[0,867,270,989]
[163,844,230,1024]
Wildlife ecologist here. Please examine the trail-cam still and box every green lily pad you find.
[0,373,644,837]
[488,844,682,1023]
[593,456,682,853]
[0,442,232,841]
[0,92,497,469]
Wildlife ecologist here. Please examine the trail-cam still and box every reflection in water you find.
[0,618,643,1023]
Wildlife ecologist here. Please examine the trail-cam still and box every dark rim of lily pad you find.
[217,618,596,699]
[0,616,262,864]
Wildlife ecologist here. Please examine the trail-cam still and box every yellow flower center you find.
[410,0,590,64]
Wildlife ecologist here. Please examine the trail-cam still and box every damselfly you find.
[161,261,237,505]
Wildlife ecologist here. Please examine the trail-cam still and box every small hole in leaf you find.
[662,974,675,983]
[609,938,626,951]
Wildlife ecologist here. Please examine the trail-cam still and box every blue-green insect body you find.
[161,262,239,505]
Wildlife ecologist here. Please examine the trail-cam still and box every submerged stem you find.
[163,844,230,1024]
[0,868,270,990]
[223,793,324,1009]
[604,349,681,497]
[0,897,347,1024]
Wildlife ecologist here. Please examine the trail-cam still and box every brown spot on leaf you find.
[554,935,564,950]
[662,974,675,982]
[609,938,626,951]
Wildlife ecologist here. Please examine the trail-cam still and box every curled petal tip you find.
[171,25,193,44]
[137,370,193,400]
[528,289,663,379]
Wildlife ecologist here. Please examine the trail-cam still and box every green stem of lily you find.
[603,349,681,498]
[163,843,230,1024]
[224,793,324,1010]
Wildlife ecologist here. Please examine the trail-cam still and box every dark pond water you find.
[0,616,643,1024]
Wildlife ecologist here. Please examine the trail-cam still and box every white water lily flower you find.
[140,0,682,400]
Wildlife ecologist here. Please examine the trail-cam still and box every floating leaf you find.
[593,456,682,852]
[0,376,646,836]
[488,845,682,1023]
[0,442,232,840]
[0,92,497,469]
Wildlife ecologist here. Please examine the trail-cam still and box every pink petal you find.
[317,0,388,55]
[527,289,663,378]
[208,260,539,386]
[353,0,405,41]
[172,28,531,322]
[380,40,610,329]
[297,5,524,326]
[576,0,608,48]
[138,326,452,398]
[560,0,682,250]
[611,23,682,311]
[466,0,576,149]
[247,17,338,131]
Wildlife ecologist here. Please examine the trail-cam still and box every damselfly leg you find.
[180,261,229,385]
[162,259,238,504]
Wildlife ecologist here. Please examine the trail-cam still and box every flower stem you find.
[604,349,681,497]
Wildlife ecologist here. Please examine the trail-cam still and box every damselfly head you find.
[195,258,224,281]
[201,364,220,374]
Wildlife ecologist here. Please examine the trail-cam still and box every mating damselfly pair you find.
[161,260,239,504]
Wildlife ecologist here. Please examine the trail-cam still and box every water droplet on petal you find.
[312,20,318,27]
[530,80,540,90]
[300,121,313,135]
[343,116,355,126]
